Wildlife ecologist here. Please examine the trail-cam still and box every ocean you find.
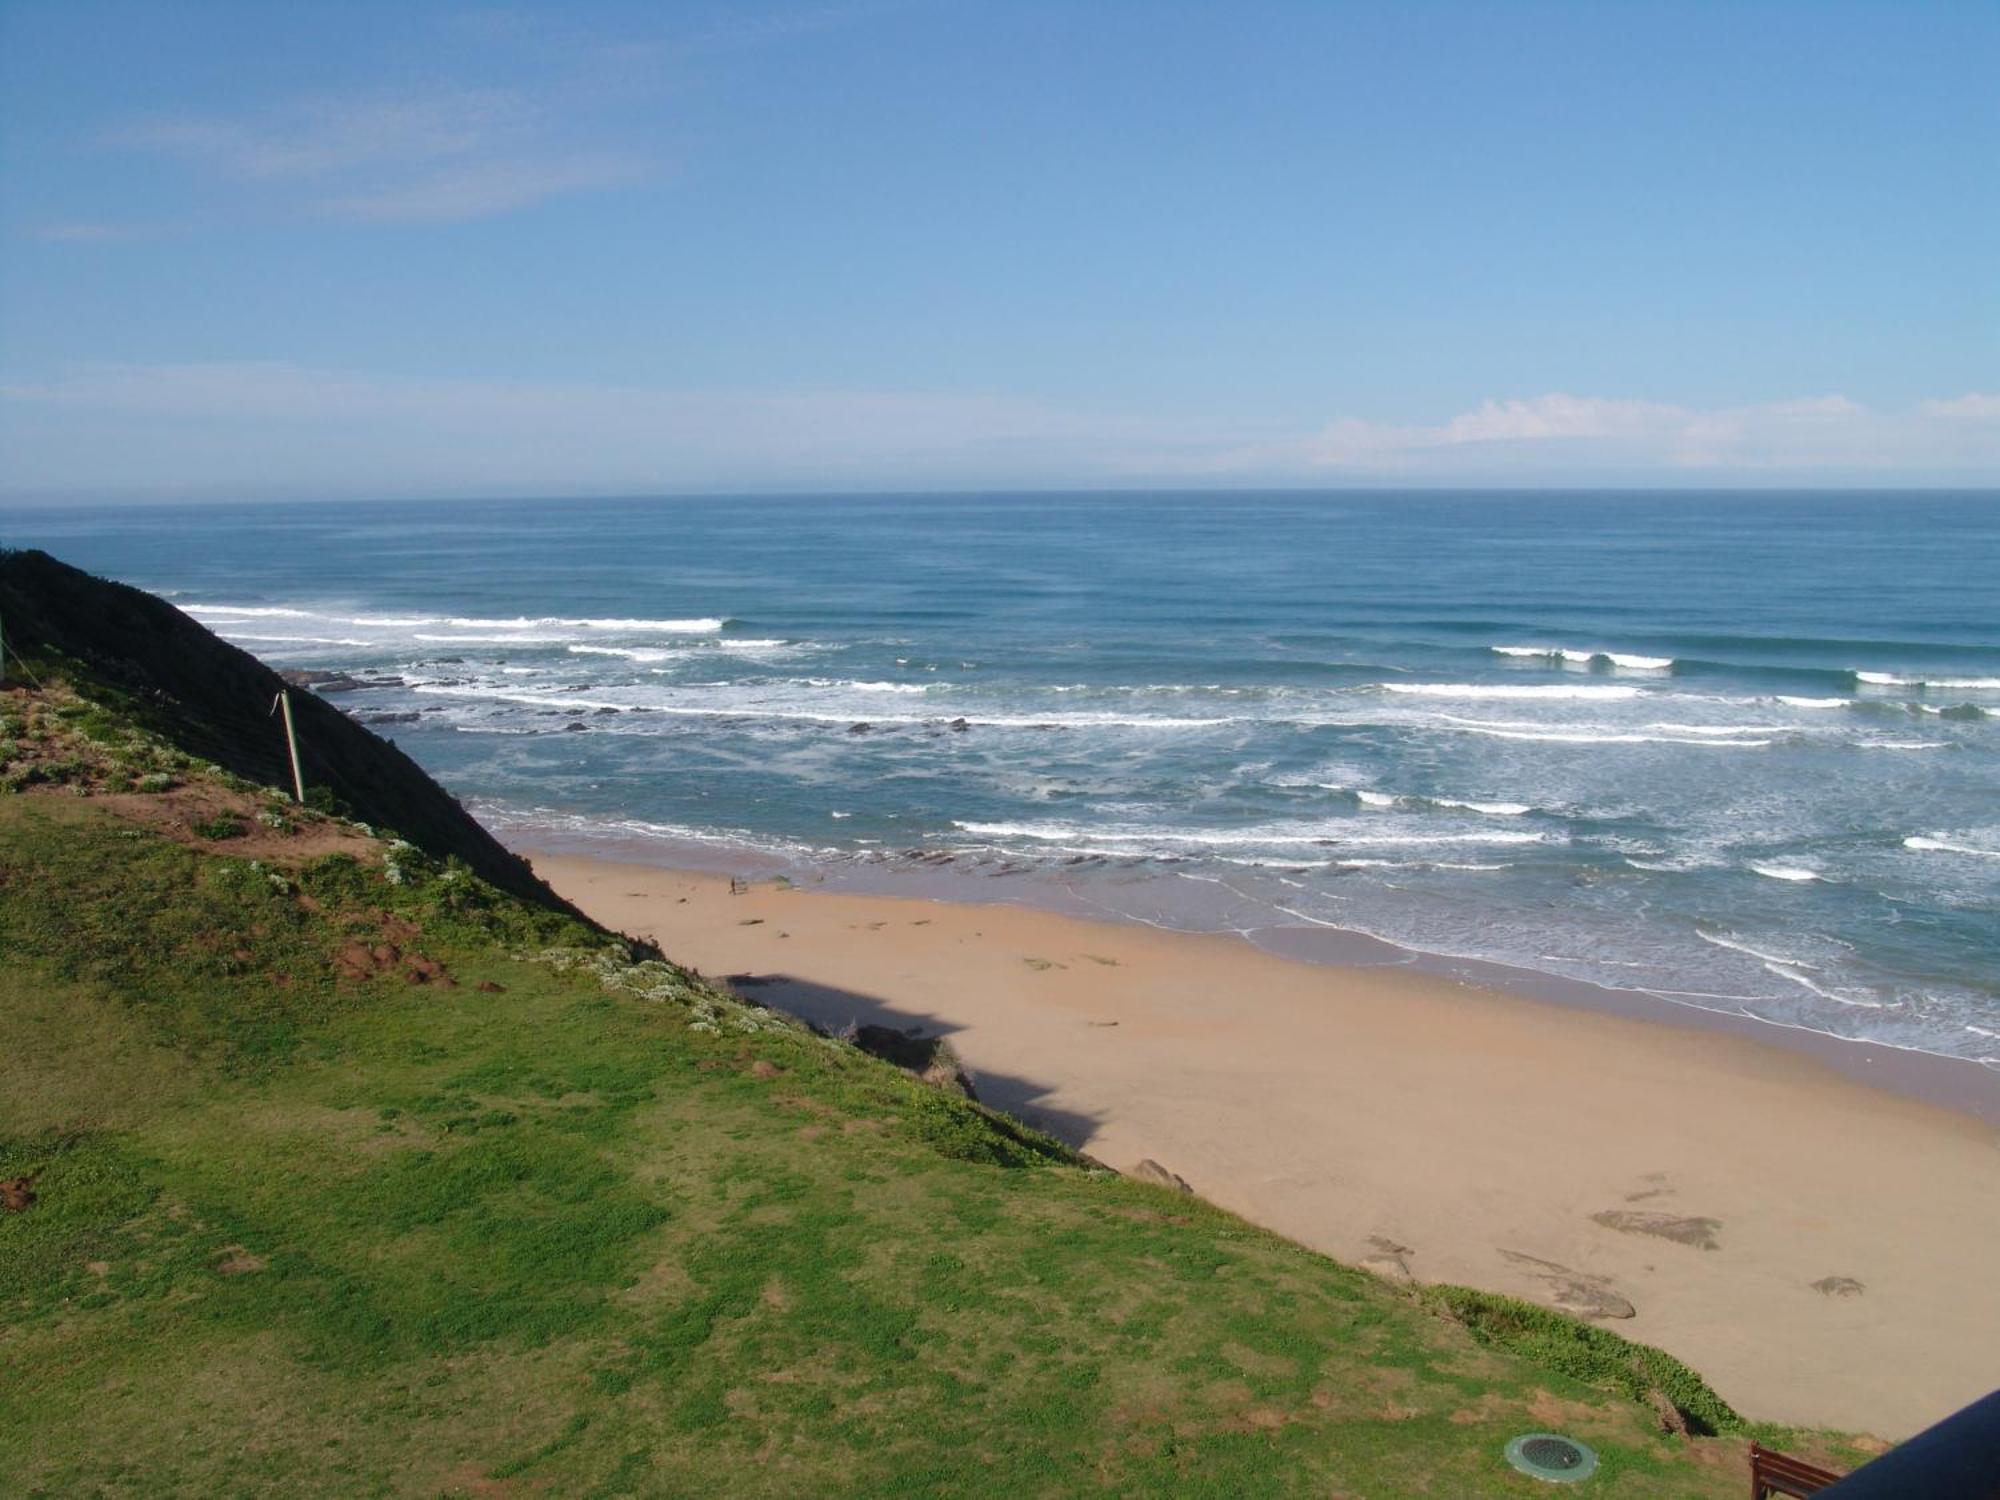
[7,491,1997,1066]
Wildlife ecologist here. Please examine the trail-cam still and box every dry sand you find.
[531,851,2000,1439]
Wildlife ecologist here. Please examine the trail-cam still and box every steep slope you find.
[0,547,572,914]
[0,577,1875,1496]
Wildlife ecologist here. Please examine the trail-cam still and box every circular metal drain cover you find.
[1505,1433,1599,1483]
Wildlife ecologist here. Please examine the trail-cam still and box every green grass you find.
[0,692,1871,1496]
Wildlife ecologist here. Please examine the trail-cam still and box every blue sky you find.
[1,0,1994,498]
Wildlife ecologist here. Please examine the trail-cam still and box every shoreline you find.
[525,844,2000,1439]
[497,819,2000,1126]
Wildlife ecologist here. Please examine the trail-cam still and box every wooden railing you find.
[1750,1441,1845,1497]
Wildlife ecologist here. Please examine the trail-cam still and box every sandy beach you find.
[530,850,1999,1439]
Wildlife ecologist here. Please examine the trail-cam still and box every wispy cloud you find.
[1200,391,2000,478]
[0,361,1144,495]
[115,88,529,181]
[111,83,641,225]
[97,4,895,228]
[2,363,1994,497]
[320,153,645,223]
[28,220,154,244]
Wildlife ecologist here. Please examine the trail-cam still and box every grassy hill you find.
[0,571,1871,1496]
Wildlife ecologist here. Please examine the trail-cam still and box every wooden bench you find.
[1750,1441,1845,1497]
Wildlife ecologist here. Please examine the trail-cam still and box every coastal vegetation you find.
[0,555,1873,1495]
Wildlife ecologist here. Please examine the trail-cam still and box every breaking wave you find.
[1492,645,1674,670]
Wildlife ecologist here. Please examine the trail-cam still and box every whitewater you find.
[7,489,1995,1067]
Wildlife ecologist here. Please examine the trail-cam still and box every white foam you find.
[222,633,371,646]
[1384,683,1643,701]
[1761,961,1884,1008]
[1904,835,2000,858]
[1490,646,1672,670]
[950,820,1548,849]
[1750,864,1822,882]
[1697,930,1811,967]
[185,603,724,633]
[1854,671,2000,689]
[1455,726,1772,747]
[438,614,723,633]
[182,604,313,618]
[1778,696,1850,708]
[1360,790,1531,815]
[1644,723,1785,736]
[569,644,677,662]
[412,682,1236,731]
[832,680,933,695]
[413,632,575,644]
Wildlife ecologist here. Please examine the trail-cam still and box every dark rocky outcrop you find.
[1130,1159,1193,1193]
[0,548,580,917]
[847,1023,978,1099]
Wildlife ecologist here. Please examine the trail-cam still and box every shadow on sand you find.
[717,968,1104,1149]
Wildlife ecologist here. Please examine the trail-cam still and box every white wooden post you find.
[276,689,307,804]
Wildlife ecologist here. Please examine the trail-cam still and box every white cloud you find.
[1274,391,1999,477]
[2,363,1994,497]
[1922,393,2000,420]
[111,86,638,224]
[320,154,646,223]
[116,88,530,181]
[1441,394,1688,445]
[0,361,1146,496]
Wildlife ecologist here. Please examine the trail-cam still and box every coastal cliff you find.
[0,547,574,915]
[0,558,1873,1496]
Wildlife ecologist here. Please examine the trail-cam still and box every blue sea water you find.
[7,492,1998,1064]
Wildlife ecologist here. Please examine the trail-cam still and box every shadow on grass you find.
[720,969,1105,1149]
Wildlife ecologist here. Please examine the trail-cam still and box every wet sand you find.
[531,850,2000,1439]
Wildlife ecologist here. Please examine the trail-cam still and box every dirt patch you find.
[432,1461,523,1498]
[1221,1341,1299,1382]
[1226,1405,1291,1432]
[332,916,454,987]
[1527,1388,1603,1430]
[94,784,378,864]
[1,1175,36,1212]
[747,1060,785,1080]
[212,1246,267,1276]
[772,1093,838,1118]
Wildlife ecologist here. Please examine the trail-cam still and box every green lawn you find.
[0,742,1863,1496]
